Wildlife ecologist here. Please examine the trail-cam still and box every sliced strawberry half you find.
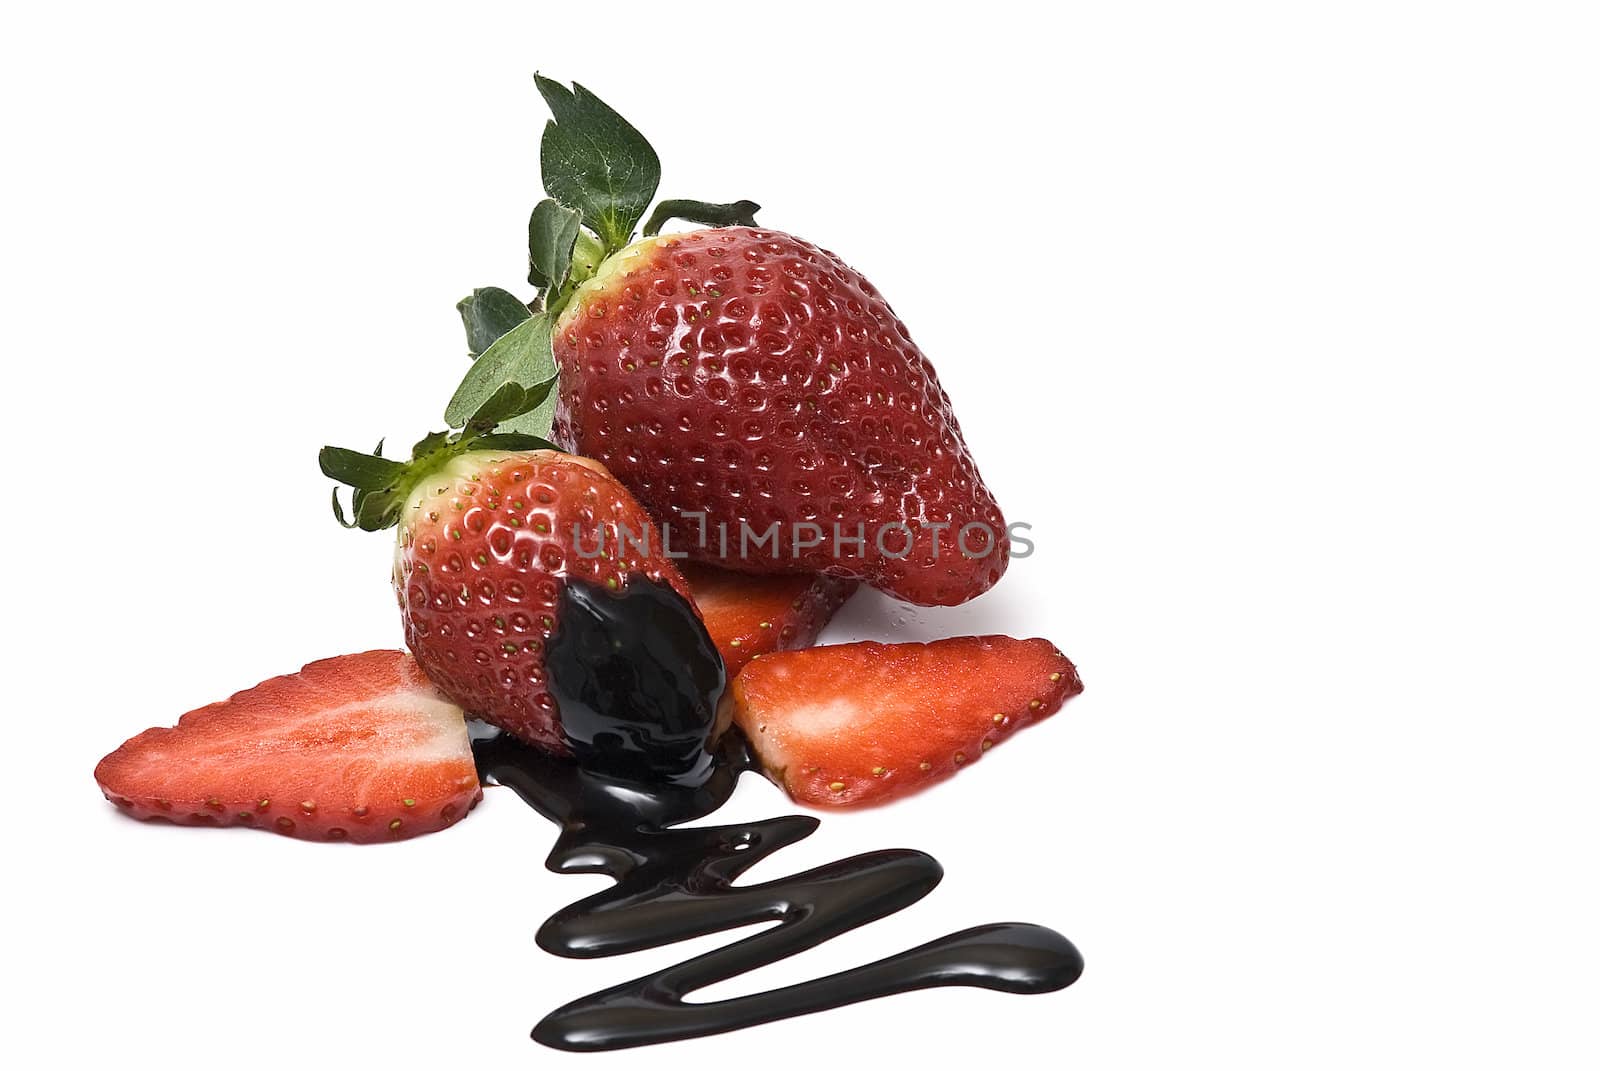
[94,650,482,843]
[725,637,1082,808]
[680,562,857,677]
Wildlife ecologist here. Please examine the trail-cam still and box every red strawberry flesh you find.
[726,637,1082,807]
[94,650,481,843]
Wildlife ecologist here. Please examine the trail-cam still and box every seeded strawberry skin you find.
[93,650,482,843]
[551,227,1009,607]
[680,562,856,677]
[394,449,696,750]
[726,637,1082,808]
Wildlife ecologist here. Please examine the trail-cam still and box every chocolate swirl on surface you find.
[472,575,1082,1051]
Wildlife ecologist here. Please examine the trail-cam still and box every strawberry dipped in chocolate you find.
[321,390,728,787]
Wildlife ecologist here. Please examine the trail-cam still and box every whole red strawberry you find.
[322,418,726,783]
[449,78,1013,607]
[550,227,1008,606]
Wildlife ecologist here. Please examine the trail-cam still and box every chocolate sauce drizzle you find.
[472,577,1083,1051]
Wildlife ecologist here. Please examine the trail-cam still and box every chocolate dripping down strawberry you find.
[447,76,1011,607]
[318,381,728,786]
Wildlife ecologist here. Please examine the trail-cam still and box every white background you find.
[3,2,1597,1067]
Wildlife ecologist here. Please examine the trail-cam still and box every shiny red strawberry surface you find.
[395,448,694,750]
[552,227,1009,607]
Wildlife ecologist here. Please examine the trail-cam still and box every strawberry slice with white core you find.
[726,637,1083,808]
[94,650,481,843]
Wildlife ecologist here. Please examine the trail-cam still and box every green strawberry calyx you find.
[445,76,763,441]
[325,75,758,527]
[320,379,557,533]
[642,198,761,238]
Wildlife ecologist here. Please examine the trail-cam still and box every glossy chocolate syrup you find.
[545,575,726,789]
[472,577,1083,1051]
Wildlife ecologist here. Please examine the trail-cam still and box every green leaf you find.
[468,377,556,430]
[410,429,452,460]
[443,312,558,437]
[318,446,407,491]
[528,199,582,290]
[469,382,531,428]
[643,199,761,237]
[330,487,359,529]
[495,407,556,439]
[472,431,560,453]
[535,75,660,252]
[458,288,532,359]
[353,487,402,532]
